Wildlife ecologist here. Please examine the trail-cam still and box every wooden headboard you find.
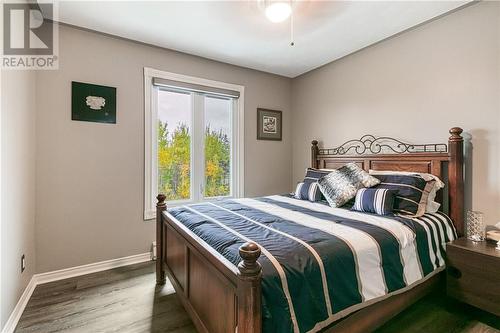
[311,127,464,236]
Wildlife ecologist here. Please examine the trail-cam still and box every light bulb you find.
[265,2,291,23]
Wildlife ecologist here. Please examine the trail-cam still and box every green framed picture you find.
[72,81,116,124]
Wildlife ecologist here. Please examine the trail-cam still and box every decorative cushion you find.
[352,188,397,216]
[294,182,322,202]
[371,173,435,217]
[369,170,444,213]
[294,168,331,201]
[317,163,380,208]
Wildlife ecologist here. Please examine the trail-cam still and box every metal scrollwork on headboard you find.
[318,135,448,155]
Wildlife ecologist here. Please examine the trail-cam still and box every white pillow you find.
[369,170,444,213]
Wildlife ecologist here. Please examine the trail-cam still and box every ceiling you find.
[48,1,471,78]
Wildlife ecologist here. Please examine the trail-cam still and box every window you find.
[157,89,192,201]
[144,68,244,219]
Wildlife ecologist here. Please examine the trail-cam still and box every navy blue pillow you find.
[294,182,322,201]
[371,174,434,217]
[294,168,331,201]
[352,188,397,215]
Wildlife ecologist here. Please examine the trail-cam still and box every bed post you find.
[156,194,167,285]
[237,242,262,333]
[448,127,464,237]
[311,140,319,168]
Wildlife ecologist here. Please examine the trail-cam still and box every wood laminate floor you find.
[376,292,500,333]
[16,262,499,333]
[16,262,196,333]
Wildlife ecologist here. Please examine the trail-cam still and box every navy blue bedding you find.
[168,195,457,333]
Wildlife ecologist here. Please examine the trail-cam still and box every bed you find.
[155,127,465,333]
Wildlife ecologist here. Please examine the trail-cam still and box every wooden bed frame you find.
[155,127,465,333]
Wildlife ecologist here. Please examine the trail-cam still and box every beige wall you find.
[35,25,292,273]
[23,1,500,277]
[291,2,500,225]
[1,70,37,328]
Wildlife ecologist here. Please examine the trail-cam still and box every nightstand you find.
[446,238,500,316]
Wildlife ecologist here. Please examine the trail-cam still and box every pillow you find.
[369,170,444,213]
[426,180,444,213]
[294,168,331,201]
[352,188,397,216]
[318,163,380,208]
[303,168,331,182]
[370,173,435,217]
[294,182,322,201]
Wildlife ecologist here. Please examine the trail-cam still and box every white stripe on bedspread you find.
[266,195,424,286]
[236,198,387,301]
[182,205,301,333]
[207,201,334,317]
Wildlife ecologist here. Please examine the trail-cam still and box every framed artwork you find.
[257,108,282,141]
[72,81,116,124]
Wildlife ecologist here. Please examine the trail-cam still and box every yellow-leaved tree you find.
[158,121,230,200]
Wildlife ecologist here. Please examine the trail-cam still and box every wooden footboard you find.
[155,194,262,333]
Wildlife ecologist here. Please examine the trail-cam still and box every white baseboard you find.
[1,276,37,333]
[1,253,151,333]
[35,252,151,285]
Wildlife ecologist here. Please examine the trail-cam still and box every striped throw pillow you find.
[294,168,331,201]
[352,188,397,215]
[371,173,435,217]
[369,170,445,213]
[294,182,322,201]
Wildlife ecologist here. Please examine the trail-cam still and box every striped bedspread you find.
[168,195,457,333]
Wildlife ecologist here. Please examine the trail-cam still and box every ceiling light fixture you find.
[259,0,296,46]
[265,2,292,23]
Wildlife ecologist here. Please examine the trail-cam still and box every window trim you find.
[144,67,245,220]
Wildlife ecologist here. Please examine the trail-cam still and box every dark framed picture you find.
[72,81,116,124]
[257,108,282,141]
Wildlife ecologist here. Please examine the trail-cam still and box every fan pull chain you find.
[290,4,294,46]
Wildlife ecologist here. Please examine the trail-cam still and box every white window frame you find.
[144,67,245,220]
